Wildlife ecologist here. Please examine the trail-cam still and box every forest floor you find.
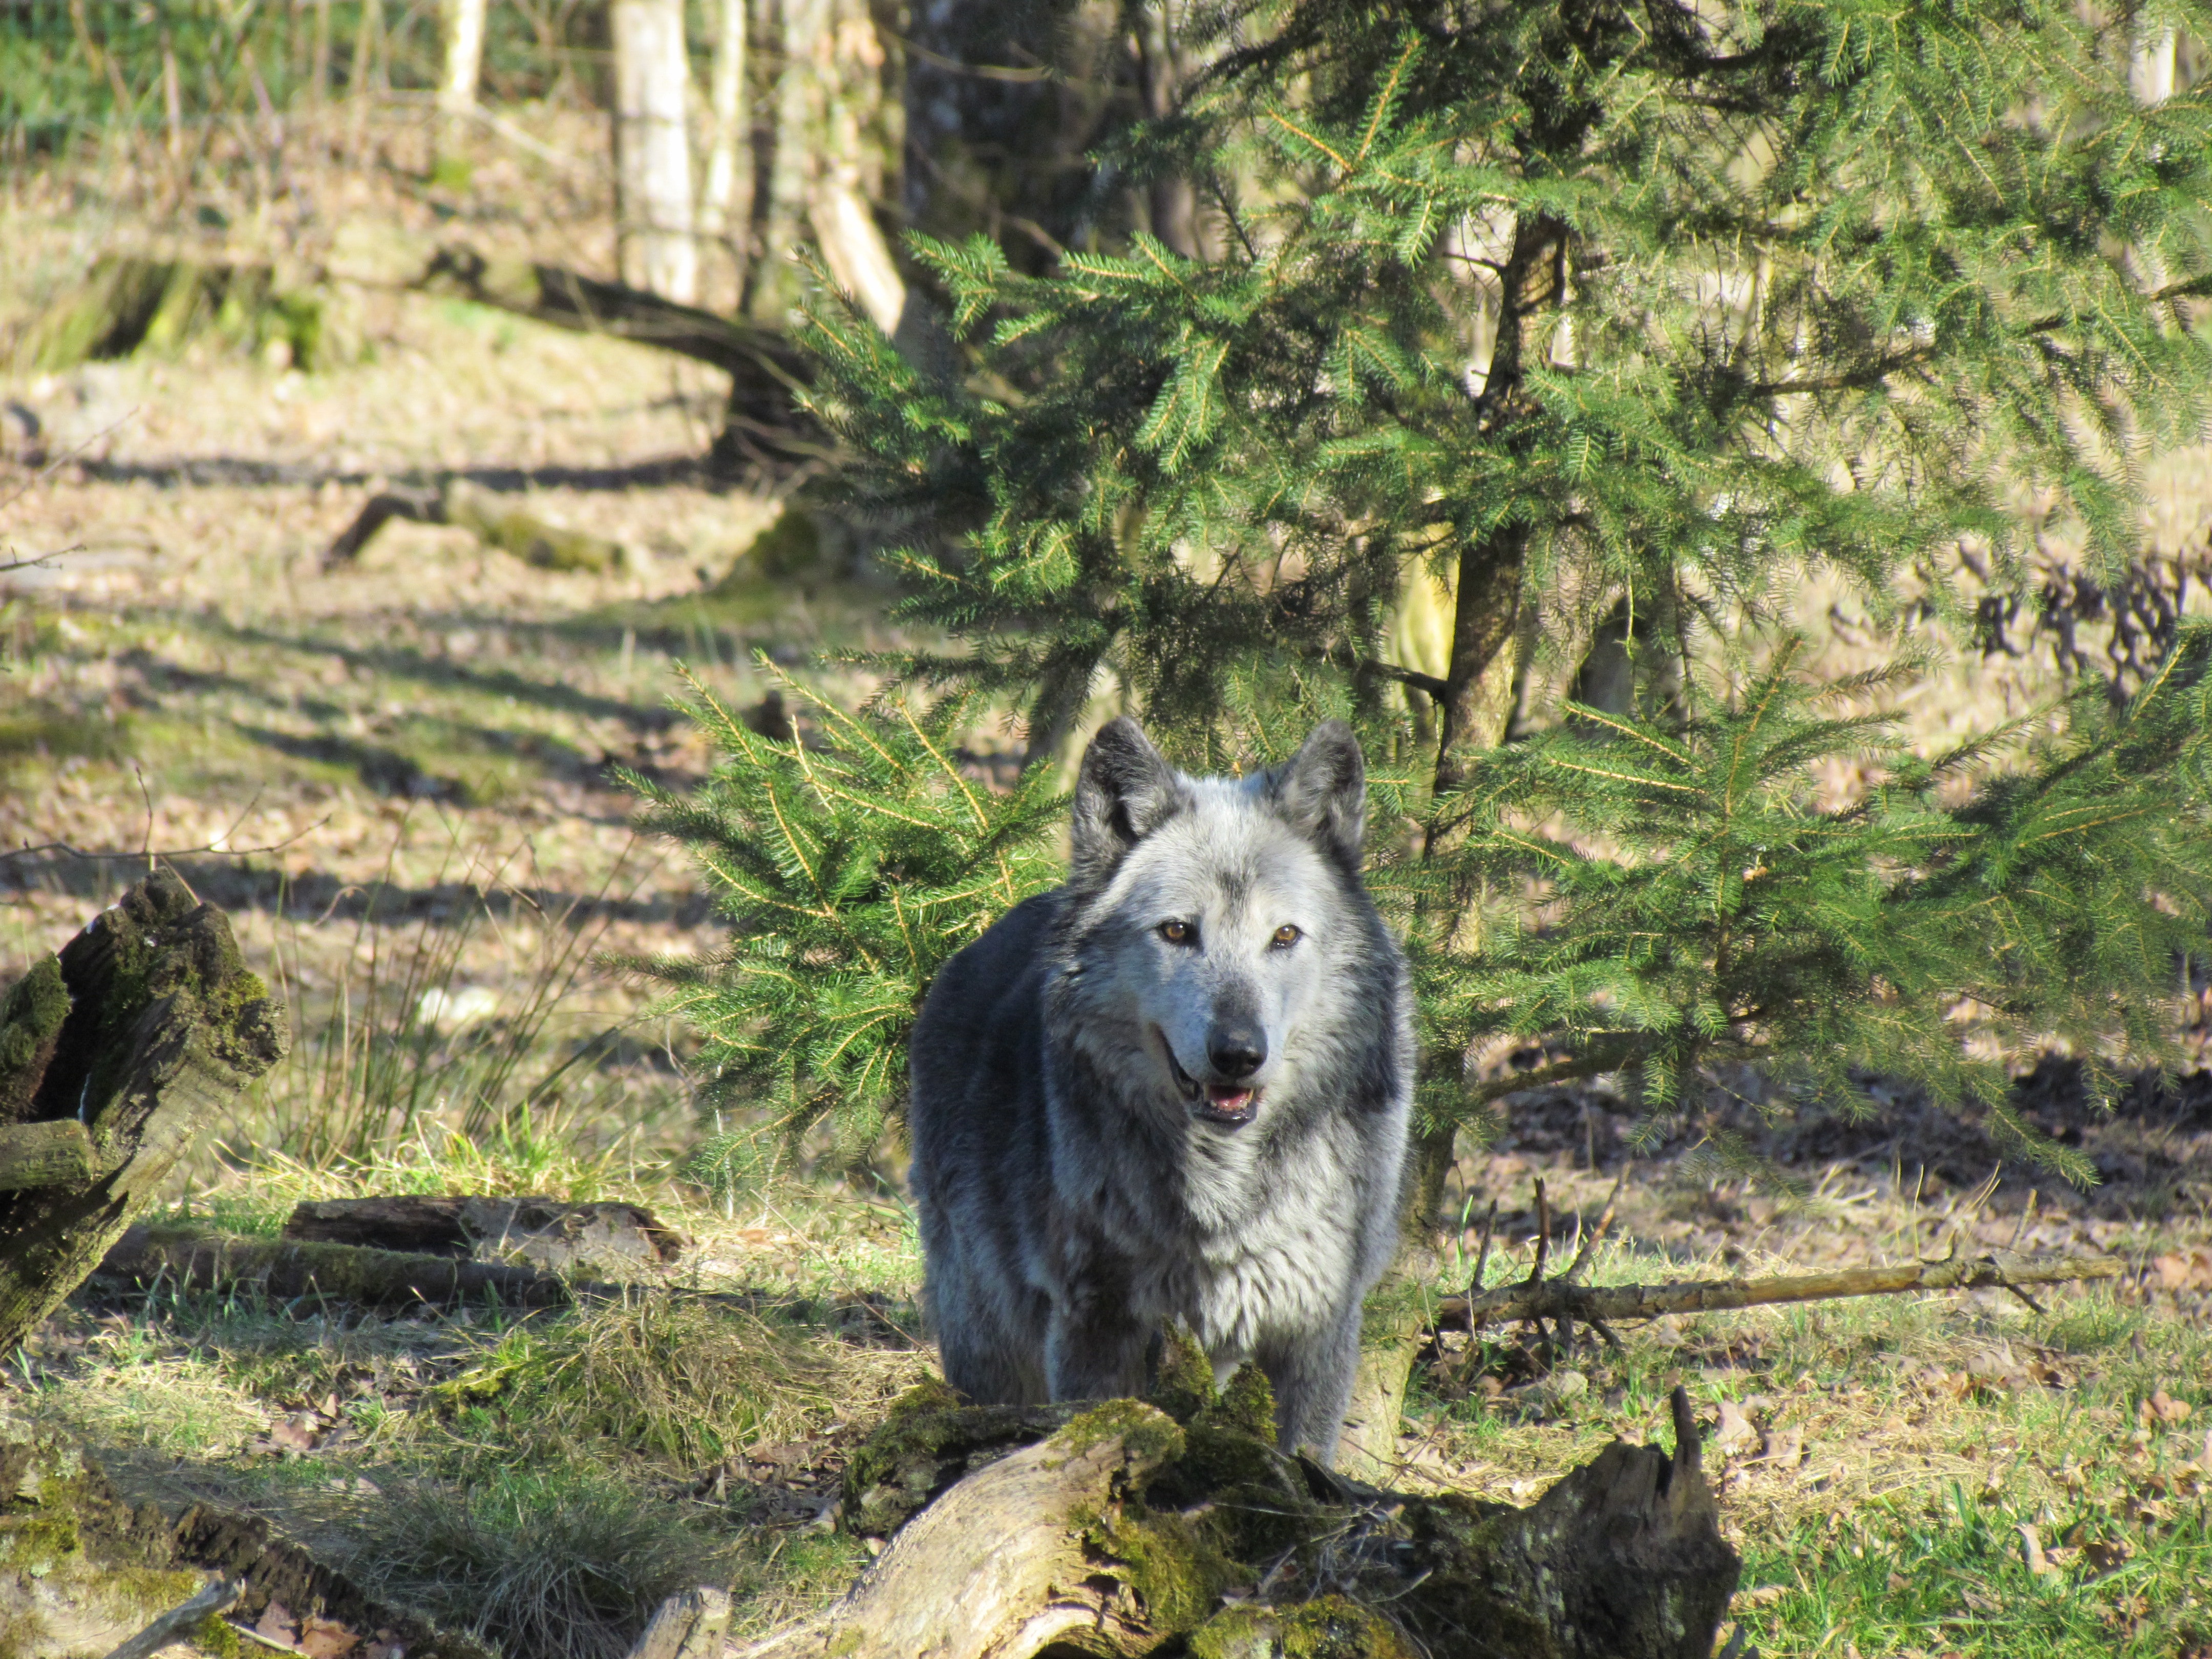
[0,109,2208,1659]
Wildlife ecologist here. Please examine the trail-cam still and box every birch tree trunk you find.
[698,0,750,287]
[612,0,699,304]
[436,0,486,159]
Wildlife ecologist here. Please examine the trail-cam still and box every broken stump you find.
[0,870,288,1354]
[750,1363,1739,1659]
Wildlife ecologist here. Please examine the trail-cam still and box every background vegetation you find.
[0,2,2206,1655]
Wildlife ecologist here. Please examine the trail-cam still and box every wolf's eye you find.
[1158,920,1195,945]
[1270,924,1302,948]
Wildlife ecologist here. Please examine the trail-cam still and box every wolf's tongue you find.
[1207,1086,1252,1109]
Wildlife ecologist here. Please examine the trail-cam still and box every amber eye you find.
[1271,924,1302,948]
[1158,920,1194,945]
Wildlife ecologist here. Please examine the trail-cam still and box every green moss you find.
[1056,1400,1185,1466]
[0,1511,82,1571]
[1188,1596,1419,1659]
[1151,1324,1217,1424]
[0,955,69,1118]
[741,509,822,579]
[194,1609,243,1656]
[1198,1362,1278,1444]
[1082,1501,1249,1634]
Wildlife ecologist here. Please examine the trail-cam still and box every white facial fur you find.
[1071,775,1362,1118]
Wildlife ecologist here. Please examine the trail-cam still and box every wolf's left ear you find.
[1270,720,1367,867]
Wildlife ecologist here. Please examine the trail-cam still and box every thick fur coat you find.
[906,718,1413,1459]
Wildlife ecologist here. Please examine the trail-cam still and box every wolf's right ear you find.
[1070,717,1185,884]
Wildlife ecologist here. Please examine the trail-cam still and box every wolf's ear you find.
[1270,720,1366,867]
[1071,717,1185,884]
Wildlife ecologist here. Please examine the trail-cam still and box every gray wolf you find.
[907,717,1413,1460]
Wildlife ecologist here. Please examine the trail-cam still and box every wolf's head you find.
[1059,717,1374,1132]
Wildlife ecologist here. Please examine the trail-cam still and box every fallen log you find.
[322,476,628,572]
[282,1193,686,1271]
[0,1417,492,1657]
[97,1224,577,1311]
[0,870,288,1355]
[749,1355,1739,1659]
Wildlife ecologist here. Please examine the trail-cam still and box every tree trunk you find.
[745,1379,1738,1659]
[612,0,698,304]
[698,0,750,283]
[437,0,487,157]
[0,870,288,1355]
[1131,1,1213,260]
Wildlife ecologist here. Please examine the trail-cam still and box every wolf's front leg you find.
[1044,1279,1153,1401]
[1262,1306,1363,1463]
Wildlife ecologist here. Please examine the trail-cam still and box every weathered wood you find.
[753,1371,1737,1659]
[1,1419,493,1658]
[282,1194,687,1270]
[0,871,288,1355]
[321,477,626,572]
[0,1119,96,1190]
[624,1585,732,1659]
[1441,1249,2123,1337]
[98,1225,576,1310]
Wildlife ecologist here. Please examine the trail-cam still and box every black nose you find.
[1207,1027,1266,1078]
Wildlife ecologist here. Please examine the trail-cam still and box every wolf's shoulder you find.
[909,889,1064,1104]
[929,889,1065,1005]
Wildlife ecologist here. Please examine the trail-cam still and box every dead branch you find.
[1439,1248,2121,1334]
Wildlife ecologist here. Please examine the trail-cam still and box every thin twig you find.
[1526,1178,1550,1285]
[1564,1168,1628,1283]
[4,818,327,866]
[1468,1198,1499,1296]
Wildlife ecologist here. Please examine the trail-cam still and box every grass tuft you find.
[322,1464,725,1659]
[441,1292,926,1467]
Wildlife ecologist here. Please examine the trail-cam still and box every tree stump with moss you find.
[746,1341,1738,1659]
[0,869,288,1354]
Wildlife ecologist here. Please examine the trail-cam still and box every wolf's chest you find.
[1145,1194,1359,1352]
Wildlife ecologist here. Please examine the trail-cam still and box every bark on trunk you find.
[747,1376,1738,1659]
[612,0,699,303]
[698,0,750,272]
[0,870,288,1355]
[437,0,487,155]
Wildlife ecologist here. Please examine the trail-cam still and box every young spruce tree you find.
[642,0,2212,1453]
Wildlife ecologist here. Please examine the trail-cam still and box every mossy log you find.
[323,477,628,572]
[750,1359,1738,1659]
[13,256,327,373]
[0,870,288,1355]
[0,1414,493,1657]
[282,1193,687,1270]
[98,1224,576,1310]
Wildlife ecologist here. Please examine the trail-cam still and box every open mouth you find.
[1159,1034,1259,1128]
